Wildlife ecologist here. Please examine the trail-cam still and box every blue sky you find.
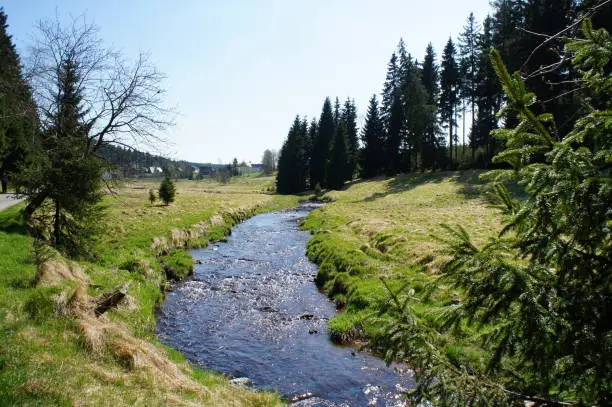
[3,0,492,164]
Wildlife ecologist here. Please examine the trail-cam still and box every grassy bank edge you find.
[0,180,302,406]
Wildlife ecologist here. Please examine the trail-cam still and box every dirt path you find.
[0,194,24,211]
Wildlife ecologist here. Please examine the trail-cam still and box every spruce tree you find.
[333,97,341,129]
[399,56,429,171]
[474,15,501,165]
[440,37,460,164]
[360,95,385,178]
[276,116,308,194]
[380,52,403,174]
[421,43,442,169]
[459,12,480,161]
[21,57,104,255]
[0,9,38,182]
[377,21,612,405]
[341,98,359,181]
[158,176,176,205]
[311,98,334,188]
[325,121,349,190]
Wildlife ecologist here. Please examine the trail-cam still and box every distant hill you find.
[97,144,200,179]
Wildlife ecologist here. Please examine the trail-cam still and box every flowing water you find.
[157,206,415,406]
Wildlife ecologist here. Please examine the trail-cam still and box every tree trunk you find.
[462,102,466,162]
[24,190,48,218]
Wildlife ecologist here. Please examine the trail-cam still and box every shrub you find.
[158,177,176,205]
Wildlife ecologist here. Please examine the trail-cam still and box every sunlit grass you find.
[0,175,297,406]
[303,170,503,365]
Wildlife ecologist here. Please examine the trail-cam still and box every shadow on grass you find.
[356,170,490,203]
[0,207,29,236]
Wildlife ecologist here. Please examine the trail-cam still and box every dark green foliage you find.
[421,43,443,169]
[399,56,430,171]
[360,95,386,178]
[377,21,612,406]
[474,15,501,165]
[20,57,104,256]
[0,9,39,182]
[325,122,349,190]
[158,177,176,205]
[440,38,460,164]
[341,98,359,181]
[310,98,335,188]
[276,116,309,194]
[459,13,480,159]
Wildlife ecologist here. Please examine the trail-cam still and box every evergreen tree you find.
[360,95,385,178]
[377,21,612,405]
[458,12,481,160]
[440,37,460,164]
[333,97,341,129]
[399,55,429,171]
[21,57,104,255]
[158,176,176,205]
[306,117,317,184]
[380,52,403,173]
[276,116,308,194]
[341,98,359,180]
[311,98,334,188]
[0,9,38,182]
[421,43,442,169]
[325,121,349,190]
[474,15,501,165]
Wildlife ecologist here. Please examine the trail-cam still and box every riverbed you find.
[157,206,415,406]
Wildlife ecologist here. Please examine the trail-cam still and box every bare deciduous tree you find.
[24,15,173,216]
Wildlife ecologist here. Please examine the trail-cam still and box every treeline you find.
[276,0,612,193]
[98,144,198,179]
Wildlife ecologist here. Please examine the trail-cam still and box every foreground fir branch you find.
[376,20,611,406]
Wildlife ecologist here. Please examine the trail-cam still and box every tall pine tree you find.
[440,37,460,164]
[360,95,386,178]
[276,115,308,194]
[325,121,349,190]
[0,8,38,183]
[310,97,334,188]
[459,12,481,160]
[341,98,359,181]
[421,43,442,169]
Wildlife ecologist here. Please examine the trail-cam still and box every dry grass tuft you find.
[209,214,224,227]
[77,315,207,395]
[36,257,89,287]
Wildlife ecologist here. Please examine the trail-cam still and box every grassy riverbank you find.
[0,176,298,406]
[303,171,504,359]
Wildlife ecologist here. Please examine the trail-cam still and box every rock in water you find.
[230,377,252,386]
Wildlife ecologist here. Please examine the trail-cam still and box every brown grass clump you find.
[76,315,207,395]
[35,257,89,287]
[209,214,224,227]
[151,236,170,256]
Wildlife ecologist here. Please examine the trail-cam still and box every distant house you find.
[251,163,263,173]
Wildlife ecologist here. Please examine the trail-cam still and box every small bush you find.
[158,177,176,205]
[148,189,156,205]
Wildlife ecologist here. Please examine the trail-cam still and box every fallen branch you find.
[94,285,128,317]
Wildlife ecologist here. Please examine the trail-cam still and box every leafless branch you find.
[519,0,611,72]
[26,14,175,154]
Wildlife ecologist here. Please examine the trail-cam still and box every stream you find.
[157,205,415,406]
